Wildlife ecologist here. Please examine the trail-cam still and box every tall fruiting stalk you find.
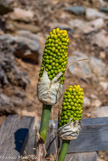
[58,85,84,161]
[38,28,69,143]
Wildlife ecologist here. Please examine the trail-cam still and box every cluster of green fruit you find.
[39,28,69,84]
[59,85,84,127]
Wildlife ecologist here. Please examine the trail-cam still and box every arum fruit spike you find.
[39,28,69,84]
[57,85,84,161]
[38,28,69,143]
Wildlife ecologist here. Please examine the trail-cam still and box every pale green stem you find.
[39,104,52,143]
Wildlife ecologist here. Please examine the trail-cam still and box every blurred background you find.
[0,0,108,159]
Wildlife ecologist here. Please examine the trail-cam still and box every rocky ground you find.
[0,0,108,160]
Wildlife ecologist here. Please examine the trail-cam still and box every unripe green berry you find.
[39,28,69,83]
[59,85,84,127]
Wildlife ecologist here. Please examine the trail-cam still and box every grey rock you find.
[0,44,30,88]
[49,22,72,33]
[14,90,26,98]
[91,30,108,49]
[0,33,41,63]
[99,82,108,90]
[9,8,34,22]
[0,0,13,15]
[93,106,108,117]
[68,51,107,78]
[0,94,12,107]
[0,35,40,63]
[0,94,25,114]
[11,96,24,106]
[99,7,108,13]
[86,8,108,20]
[90,56,107,76]
[69,18,104,34]
[0,34,34,115]
[90,94,97,99]
[99,0,106,6]
[65,6,85,15]
[91,100,102,108]
[68,51,92,78]
[83,97,91,107]
[5,20,40,33]
[0,67,8,86]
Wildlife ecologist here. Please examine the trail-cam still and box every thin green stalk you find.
[39,104,52,143]
[57,140,70,161]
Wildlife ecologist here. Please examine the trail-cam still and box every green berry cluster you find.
[39,28,69,84]
[59,85,84,127]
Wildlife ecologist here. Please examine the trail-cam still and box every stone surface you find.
[65,6,85,15]
[0,94,12,108]
[89,18,104,30]
[0,0,13,15]
[9,8,34,22]
[0,33,41,63]
[99,7,108,13]
[68,51,91,78]
[86,8,108,20]
[83,97,91,107]
[91,30,108,48]
[93,106,108,117]
[89,56,107,77]
[91,100,102,108]
[49,22,71,32]
[0,37,31,114]
[68,51,107,78]
[0,45,30,88]
[69,18,104,34]
[5,20,40,33]
[100,82,108,90]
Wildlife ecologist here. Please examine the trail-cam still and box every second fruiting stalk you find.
[58,85,84,161]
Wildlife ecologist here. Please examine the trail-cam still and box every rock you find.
[65,6,85,15]
[11,96,24,106]
[0,36,30,88]
[91,0,105,6]
[9,8,34,22]
[99,0,106,6]
[69,18,104,34]
[0,67,8,86]
[93,106,108,117]
[89,18,104,30]
[99,51,106,59]
[69,19,86,33]
[0,34,32,115]
[0,0,13,15]
[91,99,102,108]
[86,8,108,20]
[49,22,71,32]
[99,7,108,13]
[91,30,108,48]
[14,36,40,63]
[100,82,108,90]
[0,94,26,114]
[14,90,26,98]
[90,94,97,99]
[5,20,40,33]
[68,51,107,78]
[0,94,12,107]
[83,97,91,107]
[89,56,107,77]
[68,51,92,78]
[0,33,41,64]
